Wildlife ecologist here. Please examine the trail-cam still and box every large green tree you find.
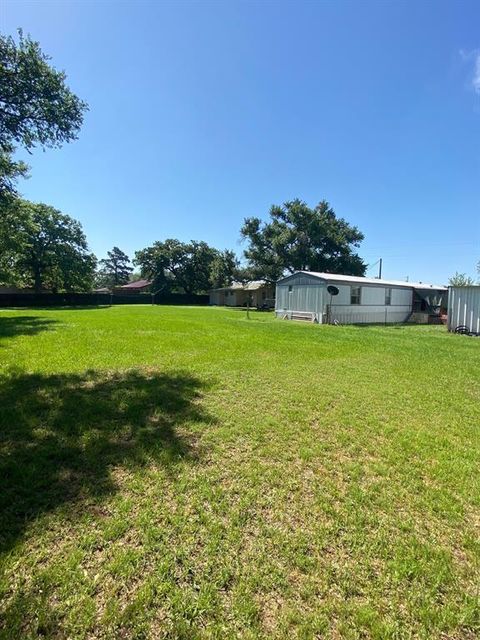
[209,249,239,289]
[241,199,366,282]
[0,197,34,284]
[0,30,87,201]
[135,239,238,294]
[0,199,96,292]
[96,246,133,287]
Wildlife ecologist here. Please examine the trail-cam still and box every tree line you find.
[0,197,241,293]
[0,196,370,294]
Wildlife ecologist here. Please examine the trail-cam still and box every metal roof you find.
[117,279,152,289]
[211,280,269,292]
[279,271,447,290]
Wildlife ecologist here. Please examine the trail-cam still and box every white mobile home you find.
[276,272,447,325]
[447,286,480,334]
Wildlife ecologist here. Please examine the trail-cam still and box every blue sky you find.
[2,0,479,284]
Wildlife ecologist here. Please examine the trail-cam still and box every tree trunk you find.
[34,265,42,293]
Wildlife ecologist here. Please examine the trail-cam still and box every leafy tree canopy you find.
[448,272,476,287]
[241,199,366,282]
[135,239,238,294]
[0,199,96,292]
[209,249,239,289]
[0,148,28,204]
[96,246,133,288]
[0,30,88,200]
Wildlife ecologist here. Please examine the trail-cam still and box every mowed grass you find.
[0,305,479,639]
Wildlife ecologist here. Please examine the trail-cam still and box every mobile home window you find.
[385,288,392,306]
[288,285,293,293]
[350,286,361,305]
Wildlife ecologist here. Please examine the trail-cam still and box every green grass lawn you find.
[0,305,479,639]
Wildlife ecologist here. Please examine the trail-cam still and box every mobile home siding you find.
[209,290,225,306]
[225,290,243,306]
[276,284,325,318]
[328,285,412,324]
[448,286,480,333]
[275,272,417,325]
[276,273,326,320]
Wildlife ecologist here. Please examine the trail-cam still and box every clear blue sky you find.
[2,0,479,284]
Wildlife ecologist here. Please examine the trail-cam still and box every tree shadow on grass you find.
[0,315,58,343]
[0,368,214,553]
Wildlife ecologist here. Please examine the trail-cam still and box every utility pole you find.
[378,258,383,279]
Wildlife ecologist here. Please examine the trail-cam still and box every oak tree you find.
[241,199,366,282]
[0,200,96,292]
[135,239,238,294]
[0,30,87,201]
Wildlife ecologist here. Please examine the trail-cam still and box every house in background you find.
[276,271,447,324]
[113,279,152,295]
[209,281,275,308]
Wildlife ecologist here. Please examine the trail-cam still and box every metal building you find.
[447,286,480,333]
[275,271,446,325]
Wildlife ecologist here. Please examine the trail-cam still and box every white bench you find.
[283,311,318,323]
